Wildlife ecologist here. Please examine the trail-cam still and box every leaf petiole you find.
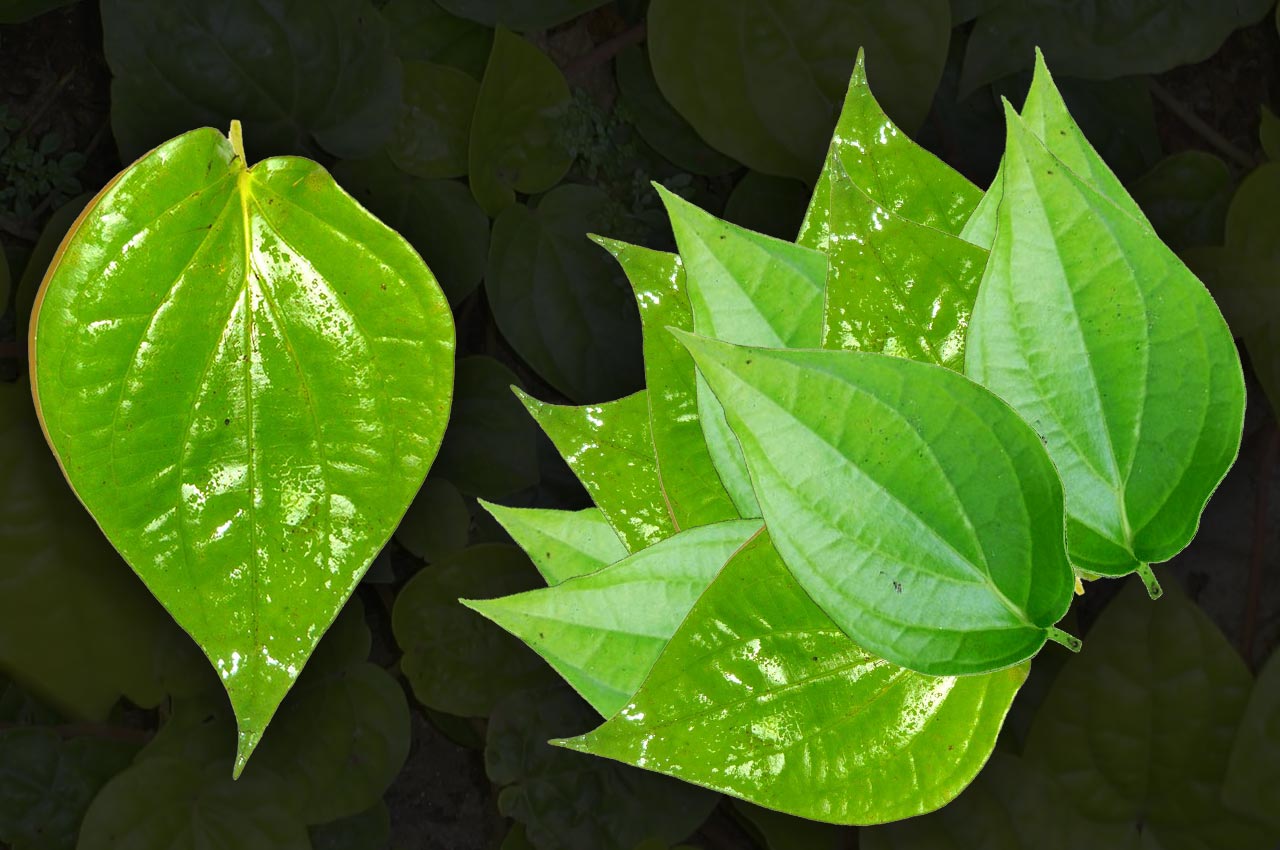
[1047,627,1082,653]
[1136,563,1163,600]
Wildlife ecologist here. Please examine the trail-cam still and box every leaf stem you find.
[1047,626,1082,653]
[1135,563,1162,600]
[562,22,647,81]
[229,119,247,166]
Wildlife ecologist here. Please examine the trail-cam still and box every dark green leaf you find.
[30,125,455,773]
[393,545,555,717]
[563,531,1029,823]
[679,335,1075,676]
[647,0,951,181]
[480,503,627,586]
[380,0,493,78]
[516,390,673,551]
[722,172,810,241]
[469,29,572,216]
[1261,105,1280,161]
[101,0,402,159]
[395,477,471,562]
[487,185,643,401]
[435,356,540,499]
[466,520,759,716]
[1130,151,1233,250]
[0,0,78,23]
[438,0,608,29]
[387,61,478,179]
[309,802,391,850]
[1223,648,1280,831]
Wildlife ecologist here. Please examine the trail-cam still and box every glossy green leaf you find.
[101,0,401,160]
[647,0,951,181]
[0,728,137,850]
[487,687,718,850]
[480,503,627,586]
[1223,649,1280,830]
[439,0,609,29]
[387,61,478,180]
[1025,580,1272,849]
[799,51,982,244]
[562,531,1029,824]
[517,389,673,552]
[965,104,1245,578]
[0,380,175,721]
[487,185,644,401]
[395,477,471,562]
[393,544,555,717]
[380,0,493,78]
[614,46,738,178]
[434,356,540,499]
[962,51,1148,248]
[959,0,1274,93]
[30,124,455,774]
[722,172,810,241]
[817,164,987,369]
[679,335,1075,676]
[594,237,738,529]
[469,29,572,216]
[309,802,392,850]
[1130,151,1232,250]
[661,186,826,518]
[466,520,759,716]
[860,753,1137,849]
[331,155,490,305]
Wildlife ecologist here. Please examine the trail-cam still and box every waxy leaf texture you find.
[30,123,454,774]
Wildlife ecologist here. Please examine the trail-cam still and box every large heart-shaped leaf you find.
[516,389,674,552]
[100,0,402,161]
[647,0,951,181]
[466,520,760,716]
[678,334,1076,676]
[660,186,826,518]
[29,123,454,773]
[595,236,739,529]
[562,530,1028,824]
[965,103,1245,579]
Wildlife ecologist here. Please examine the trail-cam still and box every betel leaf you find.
[1130,151,1232,250]
[393,545,556,717]
[100,0,401,161]
[1223,648,1280,830]
[646,0,951,181]
[593,237,738,529]
[387,61,478,180]
[965,104,1245,580]
[562,531,1029,824]
[659,186,826,519]
[480,503,627,586]
[438,0,609,30]
[486,185,644,402]
[817,164,987,369]
[516,389,674,552]
[1025,580,1271,849]
[466,520,759,717]
[380,0,493,79]
[798,50,982,245]
[395,477,471,563]
[331,154,490,305]
[487,687,719,850]
[958,0,1274,94]
[614,46,738,178]
[677,335,1076,676]
[29,123,455,774]
[469,29,572,216]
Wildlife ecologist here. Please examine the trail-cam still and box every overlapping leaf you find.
[30,124,454,773]
[965,101,1245,579]
[387,61,478,180]
[562,531,1029,824]
[1223,649,1280,831]
[481,504,627,586]
[467,520,759,716]
[679,335,1076,676]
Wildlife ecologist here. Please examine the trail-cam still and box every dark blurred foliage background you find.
[1,2,1279,848]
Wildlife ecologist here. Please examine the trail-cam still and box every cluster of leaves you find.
[0,106,85,220]
[3,0,1280,848]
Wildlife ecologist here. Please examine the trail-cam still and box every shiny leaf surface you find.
[393,545,555,717]
[517,389,673,552]
[466,520,759,716]
[101,0,402,160]
[595,236,738,529]
[965,105,1244,577]
[679,335,1075,676]
[647,0,951,181]
[480,503,627,586]
[468,29,571,216]
[30,124,455,773]
[661,186,826,518]
[562,531,1028,824]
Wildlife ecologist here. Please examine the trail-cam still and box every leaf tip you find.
[231,725,263,780]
